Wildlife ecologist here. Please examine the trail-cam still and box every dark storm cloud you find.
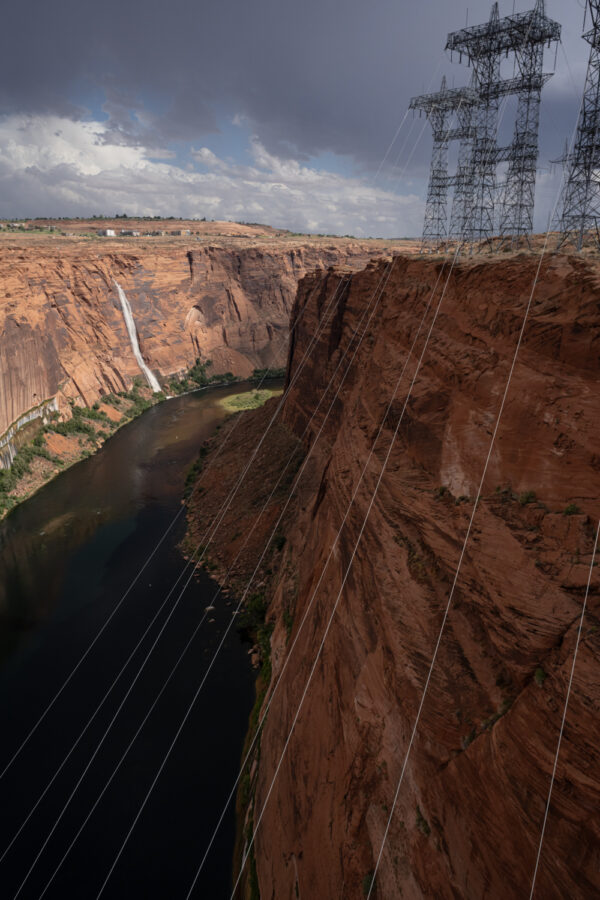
[0,0,585,169]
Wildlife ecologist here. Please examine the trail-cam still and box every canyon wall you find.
[0,237,397,437]
[187,253,600,898]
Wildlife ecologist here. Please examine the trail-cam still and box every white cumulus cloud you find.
[0,114,422,237]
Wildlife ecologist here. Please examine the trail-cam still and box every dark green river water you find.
[0,385,256,898]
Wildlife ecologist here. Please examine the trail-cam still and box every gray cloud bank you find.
[0,1,589,232]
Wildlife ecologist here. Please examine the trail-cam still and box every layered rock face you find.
[187,253,600,898]
[0,236,397,436]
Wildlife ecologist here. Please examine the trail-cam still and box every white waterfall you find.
[114,281,161,393]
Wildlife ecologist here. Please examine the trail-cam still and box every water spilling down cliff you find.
[186,252,600,898]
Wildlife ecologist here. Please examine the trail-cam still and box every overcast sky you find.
[0,0,588,236]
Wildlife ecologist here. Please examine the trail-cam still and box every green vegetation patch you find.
[519,490,537,506]
[219,388,283,413]
[362,870,376,896]
[462,728,477,749]
[249,366,286,383]
[168,358,239,395]
[0,384,156,517]
[183,446,208,499]
[282,607,294,640]
[238,591,273,733]
[0,359,221,519]
[0,441,61,513]
[239,591,269,632]
[416,805,431,837]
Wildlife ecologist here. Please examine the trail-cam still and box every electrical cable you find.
[366,56,586,899]
[81,112,436,900]
[0,271,319,786]
[235,76,517,895]
[232,241,463,899]
[186,252,451,898]
[6,271,348,894]
[9,99,428,896]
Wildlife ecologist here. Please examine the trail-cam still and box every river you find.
[0,385,257,898]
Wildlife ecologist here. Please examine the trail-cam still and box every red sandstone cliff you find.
[187,252,600,898]
[0,233,400,436]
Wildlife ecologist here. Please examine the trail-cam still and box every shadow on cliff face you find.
[186,252,600,899]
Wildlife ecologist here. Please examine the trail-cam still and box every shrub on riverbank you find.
[0,441,62,512]
[183,446,208,499]
[0,391,138,516]
[0,363,241,520]
[249,367,285,382]
[169,358,239,395]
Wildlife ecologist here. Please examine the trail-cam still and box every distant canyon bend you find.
[0,226,403,439]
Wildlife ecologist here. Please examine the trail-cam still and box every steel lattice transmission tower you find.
[447,3,502,244]
[557,1,600,250]
[446,1,560,247]
[499,2,558,244]
[409,77,477,249]
[449,73,478,242]
[411,2,559,250]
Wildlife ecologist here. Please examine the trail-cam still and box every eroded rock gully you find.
[186,253,600,898]
[0,239,395,435]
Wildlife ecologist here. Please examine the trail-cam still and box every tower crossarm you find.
[409,85,477,114]
[584,0,600,48]
[485,72,553,100]
[442,127,475,142]
[495,144,536,163]
[446,2,560,62]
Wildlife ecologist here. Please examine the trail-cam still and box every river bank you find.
[0,359,274,521]
[0,382,259,897]
[0,379,164,519]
